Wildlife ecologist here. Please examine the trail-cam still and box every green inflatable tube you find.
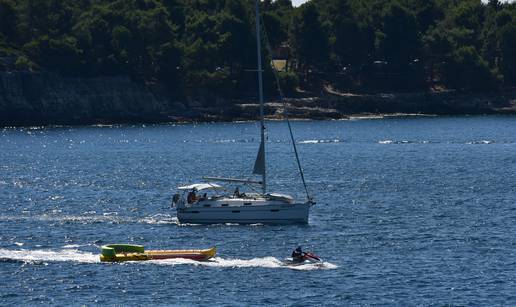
[101,244,145,258]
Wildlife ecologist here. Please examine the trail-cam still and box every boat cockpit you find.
[172,182,294,208]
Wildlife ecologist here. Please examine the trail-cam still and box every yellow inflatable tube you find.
[100,244,216,262]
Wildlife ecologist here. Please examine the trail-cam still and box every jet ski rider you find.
[292,246,305,262]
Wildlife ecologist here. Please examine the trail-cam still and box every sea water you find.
[1,116,516,305]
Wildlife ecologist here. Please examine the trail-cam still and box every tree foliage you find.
[1,0,516,96]
[289,3,329,71]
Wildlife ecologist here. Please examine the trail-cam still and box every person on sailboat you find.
[187,189,197,204]
[233,187,241,197]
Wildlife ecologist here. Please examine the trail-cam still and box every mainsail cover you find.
[253,140,265,175]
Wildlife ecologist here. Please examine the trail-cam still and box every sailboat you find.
[171,0,314,224]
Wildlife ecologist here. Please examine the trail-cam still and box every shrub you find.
[443,46,499,91]
[278,71,299,96]
[14,55,36,71]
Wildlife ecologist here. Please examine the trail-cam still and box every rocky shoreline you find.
[1,72,515,127]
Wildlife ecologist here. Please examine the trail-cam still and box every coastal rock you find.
[0,72,169,126]
[1,72,515,127]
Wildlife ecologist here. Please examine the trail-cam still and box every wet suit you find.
[291,247,304,262]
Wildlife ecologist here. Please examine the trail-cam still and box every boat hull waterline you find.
[177,203,310,224]
[100,244,216,262]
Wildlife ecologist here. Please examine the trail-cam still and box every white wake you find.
[0,247,99,264]
[0,248,338,270]
[148,256,338,271]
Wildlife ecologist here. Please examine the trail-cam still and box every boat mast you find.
[255,0,266,195]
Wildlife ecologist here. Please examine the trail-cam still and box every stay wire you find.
[259,13,313,203]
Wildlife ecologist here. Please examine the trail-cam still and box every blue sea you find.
[1,116,516,305]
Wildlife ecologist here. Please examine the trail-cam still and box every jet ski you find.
[284,251,322,266]
[299,252,321,263]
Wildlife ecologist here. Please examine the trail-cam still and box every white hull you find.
[177,202,310,224]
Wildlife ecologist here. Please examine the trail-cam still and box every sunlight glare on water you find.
[1,116,516,305]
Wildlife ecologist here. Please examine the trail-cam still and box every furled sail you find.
[253,140,265,175]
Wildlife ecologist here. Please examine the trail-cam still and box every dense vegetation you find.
[1,0,516,98]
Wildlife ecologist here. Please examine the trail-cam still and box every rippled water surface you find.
[1,116,516,305]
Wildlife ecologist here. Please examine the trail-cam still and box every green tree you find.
[2,0,515,97]
[262,12,286,48]
[414,0,446,33]
[443,46,498,91]
[14,55,36,70]
[180,1,256,97]
[378,3,421,66]
[499,21,516,85]
[262,0,292,47]
[327,0,373,67]
[22,35,82,74]
[0,0,17,42]
[423,25,453,84]
[289,3,329,72]
[449,0,485,48]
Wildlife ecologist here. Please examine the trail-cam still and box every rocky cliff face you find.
[0,72,172,126]
[1,72,515,127]
[282,90,516,117]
